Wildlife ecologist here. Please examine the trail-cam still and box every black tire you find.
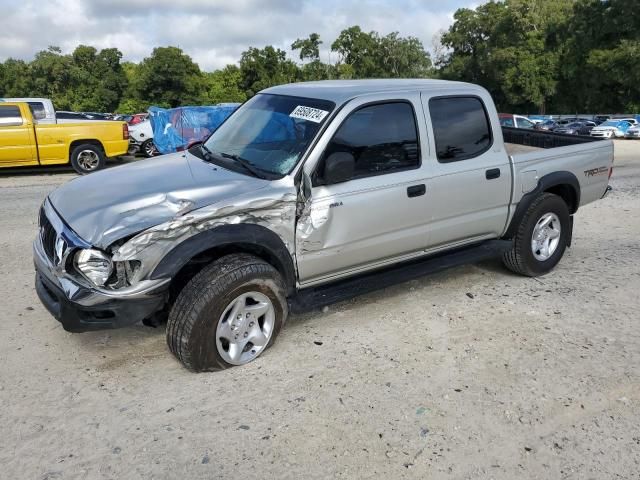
[141,139,157,157]
[502,193,570,277]
[70,144,106,174]
[167,254,288,372]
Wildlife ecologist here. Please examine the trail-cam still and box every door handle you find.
[407,184,426,198]
[486,168,501,180]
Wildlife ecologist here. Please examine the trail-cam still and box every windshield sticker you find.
[290,105,329,123]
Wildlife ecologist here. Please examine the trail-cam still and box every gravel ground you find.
[0,143,638,479]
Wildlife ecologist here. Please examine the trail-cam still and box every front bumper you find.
[590,131,614,138]
[33,202,169,332]
[35,271,166,332]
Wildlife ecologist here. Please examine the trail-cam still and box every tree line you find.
[0,0,637,115]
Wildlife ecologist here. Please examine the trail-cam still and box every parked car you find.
[590,120,632,138]
[593,115,611,125]
[82,112,113,121]
[535,120,560,131]
[527,115,549,125]
[611,117,638,126]
[624,125,640,139]
[0,97,56,124]
[127,118,157,157]
[0,102,129,174]
[554,121,596,136]
[33,79,613,372]
[499,113,535,129]
[55,111,95,123]
[127,113,148,125]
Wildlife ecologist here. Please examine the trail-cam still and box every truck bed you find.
[505,143,541,155]
[502,126,602,150]
[502,126,613,210]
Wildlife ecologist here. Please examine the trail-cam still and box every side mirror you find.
[324,152,355,185]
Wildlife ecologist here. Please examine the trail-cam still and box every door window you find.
[0,106,23,126]
[429,97,492,162]
[321,102,420,181]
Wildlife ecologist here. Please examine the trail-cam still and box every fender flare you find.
[149,224,296,295]
[504,171,580,239]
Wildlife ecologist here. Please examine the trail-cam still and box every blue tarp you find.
[148,104,240,154]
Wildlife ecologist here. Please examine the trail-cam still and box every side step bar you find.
[289,239,513,314]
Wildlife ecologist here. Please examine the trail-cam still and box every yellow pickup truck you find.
[0,102,130,174]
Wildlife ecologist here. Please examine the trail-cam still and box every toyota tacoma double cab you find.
[33,80,614,372]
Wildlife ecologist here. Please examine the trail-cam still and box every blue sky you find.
[0,0,476,70]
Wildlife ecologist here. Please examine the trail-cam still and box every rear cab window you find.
[429,96,492,162]
[27,102,46,121]
[0,105,23,126]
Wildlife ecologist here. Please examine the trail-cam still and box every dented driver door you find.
[295,93,432,286]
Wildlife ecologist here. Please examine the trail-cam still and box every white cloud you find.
[0,0,472,70]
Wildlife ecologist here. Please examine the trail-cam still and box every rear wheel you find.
[502,193,570,277]
[166,254,288,372]
[70,144,106,174]
[141,139,157,157]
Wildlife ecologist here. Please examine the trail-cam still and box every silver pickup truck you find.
[34,80,613,372]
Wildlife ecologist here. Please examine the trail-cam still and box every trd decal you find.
[329,201,343,209]
[584,166,608,177]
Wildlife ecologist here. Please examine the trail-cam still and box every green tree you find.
[331,26,380,77]
[204,65,247,104]
[291,33,322,61]
[0,58,33,97]
[440,0,572,113]
[291,33,331,81]
[331,26,432,78]
[557,0,640,112]
[64,45,127,112]
[239,46,299,96]
[29,46,72,108]
[135,46,205,108]
[117,61,147,112]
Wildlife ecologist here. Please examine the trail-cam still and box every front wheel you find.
[70,144,106,174]
[166,254,288,372]
[502,193,570,277]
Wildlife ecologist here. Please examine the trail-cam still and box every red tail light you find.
[122,123,130,140]
[608,166,613,180]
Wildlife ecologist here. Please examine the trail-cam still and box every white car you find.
[128,119,156,157]
[590,120,632,139]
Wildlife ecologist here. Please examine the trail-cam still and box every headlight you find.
[74,249,113,286]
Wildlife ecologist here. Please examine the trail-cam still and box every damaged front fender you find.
[112,188,299,283]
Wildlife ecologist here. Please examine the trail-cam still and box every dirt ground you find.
[0,142,638,480]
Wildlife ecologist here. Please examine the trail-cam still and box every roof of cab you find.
[261,79,482,104]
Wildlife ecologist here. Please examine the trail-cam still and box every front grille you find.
[40,208,57,262]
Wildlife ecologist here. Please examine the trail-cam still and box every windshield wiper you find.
[218,152,269,179]
[200,143,216,162]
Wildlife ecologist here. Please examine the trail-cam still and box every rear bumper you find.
[103,139,130,158]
